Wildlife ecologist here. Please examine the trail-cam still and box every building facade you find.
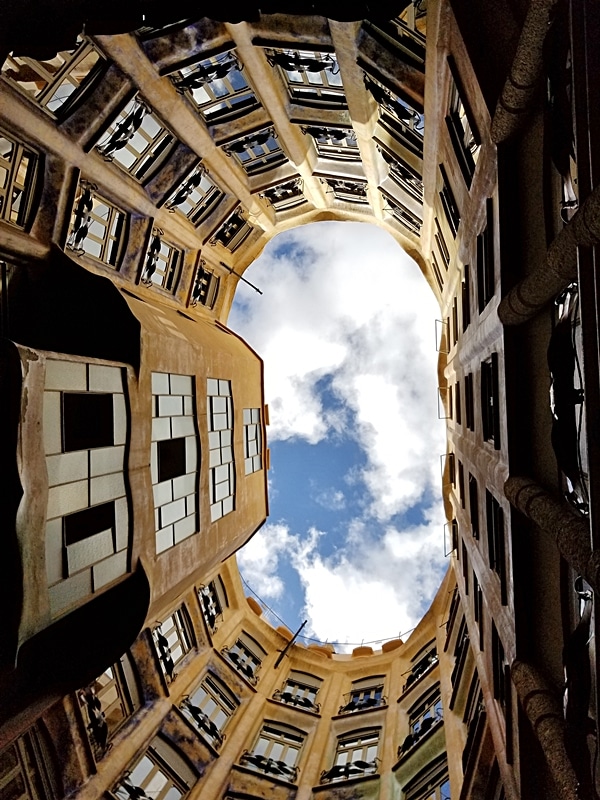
[1,0,599,798]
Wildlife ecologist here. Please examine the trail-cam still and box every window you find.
[477,199,495,311]
[339,677,386,714]
[381,149,423,201]
[439,164,460,238]
[0,728,60,800]
[243,408,262,474]
[399,685,443,756]
[151,373,198,553]
[1,38,104,117]
[455,381,462,426]
[451,617,470,693]
[223,127,286,175]
[326,178,368,203]
[452,297,459,347]
[222,632,265,685]
[180,672,237,750]
[43,360,129,620]
[141,230,183,293]
[152,606,194,682]
[191,261,220,309]
[165,163,224,224]
[240,722,305,783]
[465,373,474,431]
[66,180,127,267]
[486,490,507,603]
[365,75,424,157]
[462,541,469,595]
[78,653,141,759]
[431,252,444,292]
[261,178,305,211]
[462,265,471,331]
[384,192,422,234]
[446,57,480,187]
[96,95,175,182]
[209,208,253,252]
[404,754,451,800]
[458,460,465,508]
[198,577,228,633]
[267,49,346,109]
[492,622,509,711]
[273,671,321,713]
[434,218,450,269]
[481,353,500,447]
[172,50,260,124]
[469,473,480,538]
[302,126,359,161]
[403,643,438,692]
[0,131,39,228]
[473,571,484,650]
[112,737,196,800]
[321,729,379,783]
[207,378,234,521]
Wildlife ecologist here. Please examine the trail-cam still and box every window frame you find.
[152,605,195,683]
[65,180,127,268]
[240,721,305,783]
[321,728,380,783]
[0,131,39,229]
[180,672,237,750]
[207,378,235,521]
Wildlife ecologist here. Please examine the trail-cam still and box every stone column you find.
[511,660,580,800]
[504,476,599,590]
[491,0,560,144]
[498,183,600,325]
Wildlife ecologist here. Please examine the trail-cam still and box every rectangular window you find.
[452,297,459,347]
[96,96,175,182]
[385,194,422,234]
[222,633,265,685]
[339,679,386,714]
[469,473,479,539]
[165,163,224,225]
[223,127,286,175]
[274,671,321,713]
[243,408,262,474]
[78,652,141,760]
[455,380,462,426]
[303,125,359,161]
[434,218,450,269]
[321,729,379,783]
[240,722,305,782]
[113,738,195,800]
[1,37,104,117]
[180,672,237,750]
[365,75,424,158]
[404,754,451,800]
[431,252,444,292]
[473,571,484,650]
[209,208,253,252]
[465,373,474,431]
[462,264,471,331]
[398,684,443,755]
[62,392,114,452]
[492,622,508,710]
[486,490,507,603]
[481,353,500,447]
[268,49,346,109]
[462,541,469,595]
[439,164,460,238]
[0,132,39,228]
[404,643,438,692]
[191,262,220,309]
[207,378,234,521]
[198,576,228,633]
[153,607,194,682]
[458,460,465,508]
[446,57,480,187]
[66,180,127,267]
[173,50,260,124]
[477,199,495,312]
[383,150,424,201]
[0,728,58,800]
[151,373,198,553]
[261,178,305,211]
[141,230,182,293]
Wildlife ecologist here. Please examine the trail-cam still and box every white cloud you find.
[230,221,448,647]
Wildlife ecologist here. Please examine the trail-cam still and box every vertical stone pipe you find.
[511,660,581,800]
[498,183,600,325]
[491,0,560,144]
[504,476,600,591]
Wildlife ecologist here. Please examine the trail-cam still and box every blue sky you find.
[228,221,448,650]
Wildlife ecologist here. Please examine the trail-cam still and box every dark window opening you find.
[465,373,474,431]
[462,265,471,331]
[62,392,114,452]
[469,474,479,539]
[477,199,495,312]
[486,490,507,604]
[158,437,187,483]
[481,353,500,447]
[439,164,460,238]
[64,501,115,546]
[455,381,462,426]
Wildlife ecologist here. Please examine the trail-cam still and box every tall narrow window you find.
[399,685,443,755]
[477,199,495,311]
[198,576,228,633]
[66,180,127,267]
[462,264,471,331]
[455,381,462,425]
[321,729,380,783]
[165,163,224,225]
[209,208,253,252]
[243,408,262,474]
[151,373,198,553]
[486,490,507,603]
[0,131,39,229]
[2,37,105,117]
[240,722,305,782]
[153,606,195,683]
[492,623,509,711]
[458,460,465,508]
[0,727,60,800]
[207,378,234,521]
[112,738,196,800]
[469,473,479,539]
[96,95,175,182]
[180,672,237,750]
[222,632,265,685]
[141,230,182,294]
[191,262,220,309]
[403,754,451,800]
[439,164,460,238]
[465,373,474,431]
[446,57,480,187]
[481,353,500,447]
[403,643,438,692]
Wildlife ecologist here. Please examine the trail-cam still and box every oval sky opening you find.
[228,220,447,649]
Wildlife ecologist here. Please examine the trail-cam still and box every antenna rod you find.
[220,261,263,295]
[274,620,307,669]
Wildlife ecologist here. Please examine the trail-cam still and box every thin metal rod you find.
[220,261,263,295]
[274,620,307,669]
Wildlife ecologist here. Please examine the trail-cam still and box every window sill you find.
[314,773,380,792]
[267,696,321,718]
[332,704,387,720]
